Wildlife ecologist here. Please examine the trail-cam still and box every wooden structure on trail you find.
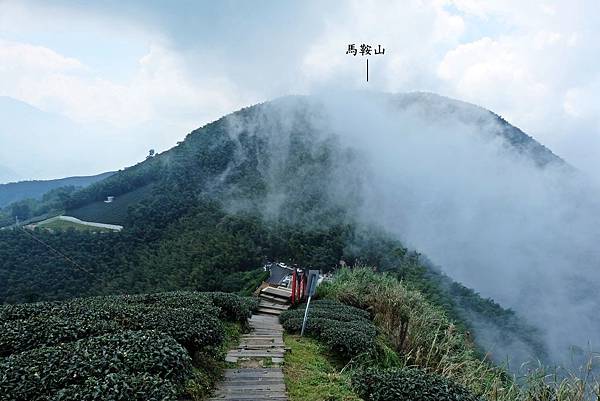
[208,283,291,400]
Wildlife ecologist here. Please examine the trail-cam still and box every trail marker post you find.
[300,270,320,337]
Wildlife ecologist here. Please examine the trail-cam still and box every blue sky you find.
[0,0,599,182]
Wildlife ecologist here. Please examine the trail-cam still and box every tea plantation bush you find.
[0,311,121,357]
[0,301,64,322]
[352,368,479,401]
[205,292,258,323]
[0,302,223,357]
[280,300,377,359]
[0,291,258,357]
[120,291,220,315]
[0,331,191,401]
[0,290,256,400]
[53,373,178,401]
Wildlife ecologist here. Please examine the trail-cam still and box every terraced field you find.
[67,184,155,225]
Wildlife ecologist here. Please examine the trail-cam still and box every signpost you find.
[300,270,320,336]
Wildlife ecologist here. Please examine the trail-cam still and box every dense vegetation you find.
[352,368,479,401]
[0,185,75,227]
[0,96,544,367]
[281,290,480,401]
[0,291,256,401]
[280,300,376,359]
[314,268,600,401]
[67,183,155,224]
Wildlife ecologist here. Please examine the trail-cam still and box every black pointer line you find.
[366,58,369,82]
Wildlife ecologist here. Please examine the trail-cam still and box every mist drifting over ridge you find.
[221,91,600,366]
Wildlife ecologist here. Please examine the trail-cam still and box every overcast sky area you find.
[0,0,599,183]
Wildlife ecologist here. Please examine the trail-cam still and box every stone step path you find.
[208,289,291,401]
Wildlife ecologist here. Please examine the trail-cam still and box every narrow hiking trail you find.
[208,286,292,401]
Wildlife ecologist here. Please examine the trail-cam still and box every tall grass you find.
[318,267,600,401]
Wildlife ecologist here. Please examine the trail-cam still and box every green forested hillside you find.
[0,94,549,365]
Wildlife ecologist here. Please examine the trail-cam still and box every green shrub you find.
[0,301,63,322]
[52,373,178,401]
[0,291,253,400]
[352,368,479,401]
[321,321,377,357]
[205,292,256,323]
[0,302,223,357]
[319,268,529,399]
[0,312,121,357]
[121,292,220,316]
[242,296,260,314]
[281,316,328,336]
[280,299,370,324]
[0,330,192,401]
[136,306,224,355]
[123,291,255,324]
[280,300,377,359]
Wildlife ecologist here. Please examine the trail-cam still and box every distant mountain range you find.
[0,172,114,208]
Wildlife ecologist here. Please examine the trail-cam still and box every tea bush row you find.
[0,330,192,401]
[279,300,377,359]
[0,303,223,357]
[52,373,178,401]
[205,292,258,323]
[351,367,479,401]
[0,291,256,357]
[0,291,254,324]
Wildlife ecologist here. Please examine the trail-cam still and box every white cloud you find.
[564,76,600,123]
[0,39,83,72]
[437,37,550,124]
[301,0,465,91]
[0,38,252,131]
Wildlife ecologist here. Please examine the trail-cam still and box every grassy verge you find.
[318,267,600,401]
[283,334,362,401]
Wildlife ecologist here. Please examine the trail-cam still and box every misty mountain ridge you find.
[0,172,115,208]
[392,92,564,168]
[2,91,597,370]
